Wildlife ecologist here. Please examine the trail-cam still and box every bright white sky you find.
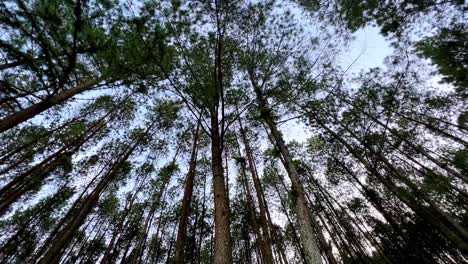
[342,26,393,75]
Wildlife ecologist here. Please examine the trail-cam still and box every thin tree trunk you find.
[174,121,201,263]
[100,182,143,264]
[272,170,307,261]
[238,118,275,264]
[325,103,467,182]
[34,122,153,263]
[0,115,110,215]
[135,166,173,264]
[313,114,468,253]
[196,171,208,264]
[252,79,322,264]
[0,107,93,164]
[164,222,177,263]
[241,159,269,263]
[308,177,391,264]
[312,215,337,264]
[325,112,468,244]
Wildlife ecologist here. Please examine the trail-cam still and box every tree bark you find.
[0,114,110,215]
[235,138,270,263]
[100,176,146,264]
[174,121,201,263]
[251,79,322,264]
[313,114,468,254]
[34,123,152,263]
[273,173,307,261]
[211,108,233,263]
[0,77,104,133]
[238,119,275,264]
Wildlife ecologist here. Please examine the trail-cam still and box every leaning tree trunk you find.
[34,123,152,264]
[251,78,322,264]
[0,109,114,215]
[0,77,105,133]
[313,114,468,254]
[100,172,149,264]
[174,121,200,263]
[238,118,274,264]
[235,137,270,263]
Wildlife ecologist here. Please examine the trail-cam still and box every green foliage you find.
[308,0,466,37]
[67,120,87,139]
[452,148,468,174]
[152,100,182,129]
[417,23,468,97]
[157,161,179,185]
[116,160,132,180]
[287,189,299,209]
[347,197,367,214]
[232,156,247,165]
[98,194,120,217]
[458,112,468,129]
[91,96,115,111]
[57,152,74,173]
[1,1,467,263]
[337,0,379,32]
[306,136,324,153]
[422,170,451,194]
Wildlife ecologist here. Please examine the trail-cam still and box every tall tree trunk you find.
[34,123,153,263]
[210,4,233,261]
[308,176,391,264]
[0,151,72,215]
[311,215,337,264]
[237,145,269,263]
[0,110,114,216]
[166,222,178,263]
[0,183,70,258]
[326,88,468,146]
[251,78,322,264]
[273,168,307,261]
[238,118,275,264]
[324,102,467,182]
[174,121,201,263]
[0,106,93,164]
[324,111,468,243]
[134,162,173,264]
[211,107,233,263]
[196,171,208,264]
[0,119,108,215]
[100,175,147,264]
[313,114,468,253]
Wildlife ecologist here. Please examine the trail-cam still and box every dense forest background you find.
[0,0,467,263]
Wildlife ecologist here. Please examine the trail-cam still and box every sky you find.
[281,25,393,143]
[256,25,395,231]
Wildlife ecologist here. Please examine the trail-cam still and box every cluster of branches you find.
[0,0,466,264]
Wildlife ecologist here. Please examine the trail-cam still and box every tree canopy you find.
[0,0,467,263]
